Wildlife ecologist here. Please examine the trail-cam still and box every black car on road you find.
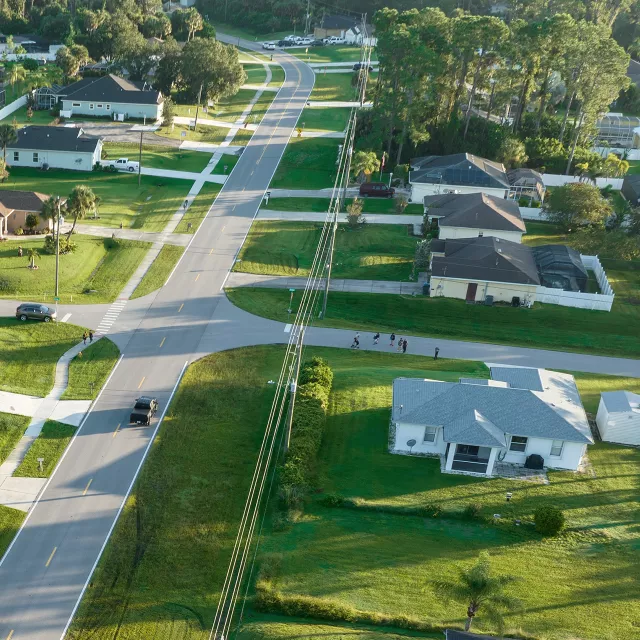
[130,396,159,426]
[16,303,57,322]
[353,62,373,72]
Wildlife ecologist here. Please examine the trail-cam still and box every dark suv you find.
[130,396,159,426]
[16,303,57,322]
[359,182,395,198]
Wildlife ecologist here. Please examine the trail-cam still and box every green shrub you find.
[14,228,24,236]
[463,502,483,520]
[534,505,565,536]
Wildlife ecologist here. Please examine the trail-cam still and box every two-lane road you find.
[0,46,315,640]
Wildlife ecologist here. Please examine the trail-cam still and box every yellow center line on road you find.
[138,377,145,389]
[159,337,166,348]
[209,248,214,255]
[178,303,184,313]
[83,479,92,496]
[113,422,121,438]
[195,273,200,282]
[45,547,57,568]
[6,630,14,640]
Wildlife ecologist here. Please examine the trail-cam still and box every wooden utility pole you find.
[283,328,305,453]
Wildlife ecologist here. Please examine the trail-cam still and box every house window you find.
[89,103,94,110]
[423,426,437,443]
[509,436,528,452]
[32,152,39,163]
[478,231,484,237]
[13,152,18,162]
[106,104,111,110]
[72,102,81,107]
[97,104,103,108]
[550,440,564,457]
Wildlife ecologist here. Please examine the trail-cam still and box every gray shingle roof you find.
[8,126,101,153]
[601,390,640,413]
[60,74,162,105]
[490,366,543,391]
[423,192,525,232]
[444,410,507,447]
[410,153,509,189]
[431,236,540,285]
[393,373,592,444]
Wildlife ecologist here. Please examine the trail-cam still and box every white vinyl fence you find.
[0,94,27,121]
[535,254,615,312]
[542,173,624,190]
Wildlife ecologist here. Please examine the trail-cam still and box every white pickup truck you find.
[107,157,140,172]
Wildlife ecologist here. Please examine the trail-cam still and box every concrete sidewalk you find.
[268,187,360,198]
[141,166,227,184]
[174,115,259,131]
[309,62,379,68]
[226,272,422,295]
[296,130,346,138]
[64,223,191,246]
[258,209,422,226]
[307,100,373,108]
[179,141,244,153]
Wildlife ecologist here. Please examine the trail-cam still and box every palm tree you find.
[41,195,63,234]
[431,552,523,634]
[66,185,97,238]
[7,64,26,89]
[26,247,39,269]
[351,150,379,183]
[0,124,17,164]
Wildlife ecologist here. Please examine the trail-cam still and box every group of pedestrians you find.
[82,330,94,345]
[350,332,440,359]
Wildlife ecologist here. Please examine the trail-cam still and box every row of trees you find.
[366,8,630,174]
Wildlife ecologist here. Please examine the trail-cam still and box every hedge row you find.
[278,357,333,500]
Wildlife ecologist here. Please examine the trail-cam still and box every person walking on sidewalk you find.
[89,330,94,343]
[397,338,403,352]
[390,333,395,347]
[434,346,439,360]
[351,335,360,349]
[373,332,380,344]
[402,339,408,354]
[82,331,88,345]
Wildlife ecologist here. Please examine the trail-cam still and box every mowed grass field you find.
[0,320,88,396]
[62,337,120,400]
[0,236,151,304]
[13,420,76,478]
[235,221,417,281]
[131,245,185,300]
[173,182,221,233]
[297,107,350,131]
[262,196,423,214]
[310,72,358,102]
[271,138,342,189]
[0,167,190,231]
[102,143,210,173]
[67,346,640,640]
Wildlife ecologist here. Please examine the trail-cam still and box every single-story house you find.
[0,190,57,236]
[391,366,593,476]
[596,391,640,446]
[532,244,588,292]
[55,74,163,121]
[621,174,640,205]
[7,126,102,172]
[314,15,359,40]
[423,192,526,243]
[430,236,540,305]
[409,153,545,203]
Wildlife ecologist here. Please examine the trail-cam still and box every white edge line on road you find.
[59,360,189,640]
[219,59,314,293]
[60,313,71,323]
[284,324,292,333]
[0,353,125,570]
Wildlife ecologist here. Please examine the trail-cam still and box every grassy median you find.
[13,420,76,478]
[62,337,120,400]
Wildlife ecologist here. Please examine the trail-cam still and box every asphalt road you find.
[0,43,315,640]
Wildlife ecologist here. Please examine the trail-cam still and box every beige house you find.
[0,191,55,236]
[424,192,525,243]
[430,236,539,305]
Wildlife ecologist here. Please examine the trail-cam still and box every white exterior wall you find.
[596,399,640,445]
[393,422,447,456]
[410,183,508,203]
[8,143,102,172]
[438,226,523,243]
[62,100,162,121]
[430,276,537,304]
[502,437,585,471]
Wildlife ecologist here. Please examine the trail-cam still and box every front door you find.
[465,283,478,302]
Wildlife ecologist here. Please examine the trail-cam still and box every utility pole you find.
[304,0,311,35]
[194,83,203,131]
[54,196,61,297]
[320,212,337,319]
[283,328,305,453]
[138,127,143,187]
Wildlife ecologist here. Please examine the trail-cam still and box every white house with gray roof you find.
[391,366,592,476]
[596,391,640,446]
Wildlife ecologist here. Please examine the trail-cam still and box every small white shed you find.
[596,391,640,446]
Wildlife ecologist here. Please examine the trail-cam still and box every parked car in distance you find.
[353,62,373,72]
[311,39,326,46]
[277,39,294,47]
[15,303,56,322]
[299,37,313,45]
[359,182,395,198]
[327,36,345,44]
[130,396,159,426]
[262,41,276,50]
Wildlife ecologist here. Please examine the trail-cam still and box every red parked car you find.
[359,182,395,198]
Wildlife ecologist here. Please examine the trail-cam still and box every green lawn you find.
[269,66,285,87]
[13,420,76,478]
[211,21,291,43]
[626,160,640,174]
[61,337,120,400]
[310,73,357,102]
[235,221,417,281]
[210,153,239,175]
[175,89,257,124]
[297,107,350,132]
[102,143,210,173]
[3,106,55,126]
[157,122,229,145]
[226,287,640,359]
[0,319,89,396]
[0,236,150,305]
[271,138,342,189]
[173,182,221,233]
[262,197,422,215]
[131,245,185,300]
[0,167,190,231]
[232,128,254,146]
[244,63,268,85]
[291,47,378,64]
[250,90,276,123]
[66,346,640,640]
[0,412,31,465]
[0,505,24,562]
